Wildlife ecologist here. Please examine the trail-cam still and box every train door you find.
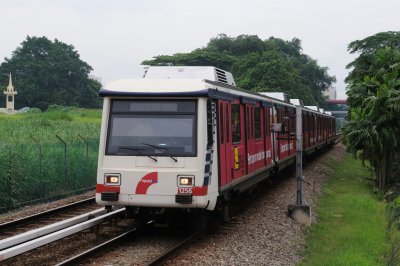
[303,111,309,150]
[276,105,289,161]
[252,105,266,171]
[311,114,316,146]
[332,119,336,138]
[218,101,232,187]
[271,105,279,162]
[231,102,246,179]
[318,115,322,143]
[288,107,296,156]
[264,107,273,166]
[245,104,255,174]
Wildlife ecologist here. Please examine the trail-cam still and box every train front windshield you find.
[106,100,197,156]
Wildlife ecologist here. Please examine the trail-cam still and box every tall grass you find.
[300,155,390,265]
[0,107,101,212]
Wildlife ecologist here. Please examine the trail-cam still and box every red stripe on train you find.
[192,186,208,196]
[96,184,120,193]
[135,172,158,194]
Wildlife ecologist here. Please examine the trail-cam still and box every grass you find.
[0,107,101,144]
[300,154,390,266]
[0,107,102,212]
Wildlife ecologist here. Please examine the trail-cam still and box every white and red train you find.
[96,66,336,220]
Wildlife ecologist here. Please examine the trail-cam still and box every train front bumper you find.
[96,193,210,208]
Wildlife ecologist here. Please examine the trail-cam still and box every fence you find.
[0,136,99,213]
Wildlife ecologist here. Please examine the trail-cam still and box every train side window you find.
[226,104,230,143]
[254,107,261,139]
[231,104,241,144]
[219,103,224,144]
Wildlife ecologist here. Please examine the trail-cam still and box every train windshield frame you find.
[106,99,197,157]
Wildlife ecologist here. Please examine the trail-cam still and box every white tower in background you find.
[4,73,17,111]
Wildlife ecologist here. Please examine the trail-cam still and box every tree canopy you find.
[0,36,101,110]
[343,31,400,189]
[142,34,336,105]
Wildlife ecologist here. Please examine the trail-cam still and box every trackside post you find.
[288,105,311,225]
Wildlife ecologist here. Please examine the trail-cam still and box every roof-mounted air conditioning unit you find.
[143,66,235,86]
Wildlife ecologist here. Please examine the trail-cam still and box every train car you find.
[95,66,335,222]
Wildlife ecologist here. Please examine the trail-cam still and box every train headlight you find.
[178,175,194,187]
[105,173,121,186]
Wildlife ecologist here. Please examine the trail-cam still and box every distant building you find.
[323,86,337,100]
[324,99,348,130]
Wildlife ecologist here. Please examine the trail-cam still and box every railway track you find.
[55,229,136,265]
[0,197,128,263]
[0,196,204,265]
[0,197,96,237]
[53,189,265,265]
[145,230,203,266]
[55,225,203,266]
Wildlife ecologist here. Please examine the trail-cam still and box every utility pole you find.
[288,105,311,225]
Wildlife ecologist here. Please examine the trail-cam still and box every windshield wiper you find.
[118,146,157,162]
[142,143,178,162]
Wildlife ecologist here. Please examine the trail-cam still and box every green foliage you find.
[301,155,391,265]
[142,48,238,71]
[343,31,400,189]
[142,34,335,106]
[0,36,102,110]
[346,31,400,83]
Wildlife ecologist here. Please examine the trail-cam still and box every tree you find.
[0,36,102,110]
[142,34,335,106]
[231,50,316,103]
[343,32,400,189]
[142,48,237,71]
[346,31,400,84]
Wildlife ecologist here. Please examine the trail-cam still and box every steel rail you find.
[145,230,203,266]
[55,229,136,266]
[0,207,126,261]
[0,208,106,250]
[0,197,96,233]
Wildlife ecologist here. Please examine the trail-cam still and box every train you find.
[95,66,336,225]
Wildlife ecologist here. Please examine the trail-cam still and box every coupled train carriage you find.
[95,66,336,223]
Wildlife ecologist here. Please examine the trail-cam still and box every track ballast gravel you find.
[163,144,346,266]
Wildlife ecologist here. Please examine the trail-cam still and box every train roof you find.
[100,67,333,118]
[289,99,304,106]
[259,92,289,103]
[100,79,332,117]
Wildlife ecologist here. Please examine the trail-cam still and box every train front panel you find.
[95,97,219,211]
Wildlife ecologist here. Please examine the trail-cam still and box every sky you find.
[1,0,399,99]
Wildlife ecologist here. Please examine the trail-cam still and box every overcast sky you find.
[1,0,399,98]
